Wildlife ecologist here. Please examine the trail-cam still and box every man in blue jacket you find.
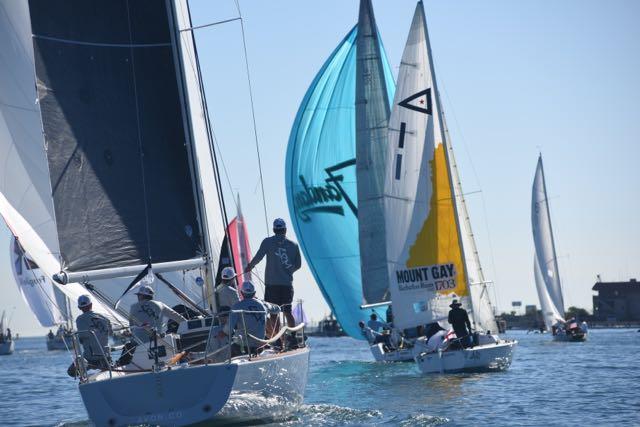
[246,218,301,334]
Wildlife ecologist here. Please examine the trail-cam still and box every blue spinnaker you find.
[285,24,395,339]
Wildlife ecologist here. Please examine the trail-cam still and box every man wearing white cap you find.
[216,267,240,310]
[128,285,187,342]
[245,218,301,333]
[67,294,112,377]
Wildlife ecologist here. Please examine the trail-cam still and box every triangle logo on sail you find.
[398,88,432,115]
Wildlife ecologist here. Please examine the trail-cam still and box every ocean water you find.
[0,329,639,426]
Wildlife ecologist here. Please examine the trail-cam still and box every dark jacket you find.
[448,306,472,337]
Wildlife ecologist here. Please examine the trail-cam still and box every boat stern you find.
[79,363,238,426]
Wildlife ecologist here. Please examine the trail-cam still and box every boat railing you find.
[69,330,114,382]
[200,308,306,366]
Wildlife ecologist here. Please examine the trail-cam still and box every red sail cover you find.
[227,214,252,286]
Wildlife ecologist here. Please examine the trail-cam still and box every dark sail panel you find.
[29,0,203,273]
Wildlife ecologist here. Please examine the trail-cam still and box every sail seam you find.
[32,34,170,48]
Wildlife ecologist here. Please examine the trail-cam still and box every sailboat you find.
[532,155,587,341]
[286,0,396,339]
[0,1,309,425]
[0,310,14,355]
[380,1,516,371]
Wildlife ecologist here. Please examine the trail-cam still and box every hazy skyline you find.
[2,0,639,336]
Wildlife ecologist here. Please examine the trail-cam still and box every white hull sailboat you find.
[0,341,14,356]
[532,156,587,342]
[415,340,515,374]
[0,0,309,425]
[0,311,13,355]
[374,1,516,370]
[80,347,310,426]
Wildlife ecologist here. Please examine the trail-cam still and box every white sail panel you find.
[0,1,61,278]
[10,237,65,327]
[384,2,470,330]
[534,255,564,330]
[531,156,565,316]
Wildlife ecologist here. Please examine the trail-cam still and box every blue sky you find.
[3,0,639,336]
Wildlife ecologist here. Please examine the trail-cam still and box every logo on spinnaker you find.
[293,159,357,222]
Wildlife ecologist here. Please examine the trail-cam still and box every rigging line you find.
[125,0,153,264]
[440,80,502,311]
[180,16,241,31]
[234,0,270,235]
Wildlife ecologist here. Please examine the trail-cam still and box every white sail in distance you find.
[532,155,565,326]
[534,255,564,329]
[384,1,478,330]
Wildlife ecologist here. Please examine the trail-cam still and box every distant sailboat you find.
[286,0,395,339]
[0,310,14,355]
[532,155,587,341]
[378,1,516,372]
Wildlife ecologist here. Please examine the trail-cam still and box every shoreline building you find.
[592,278,640,321]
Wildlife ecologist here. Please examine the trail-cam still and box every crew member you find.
[447,299,472,348]
[229,281,280,356]
[216,267,240,309]
[128,285,187,342]
[358,321,391,347]
[67,295,112,377]
[245,218,301,335]
[367,313,389,332]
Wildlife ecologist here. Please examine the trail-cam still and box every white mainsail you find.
[355,0,393,304]
[0,0,61,279]
[383,1,495,332]
[534,255,564,329]
[532,155,565,327]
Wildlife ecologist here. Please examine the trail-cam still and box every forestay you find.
[384,2,472,331]
[285,4,395,338]
[355,0,394,304]
[28,0,207,282]
[532,155,565,326]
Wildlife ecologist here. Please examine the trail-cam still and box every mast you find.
[537,155,564,312]
[419,2,473,308]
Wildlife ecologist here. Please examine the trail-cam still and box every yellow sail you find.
[407,142,467,297]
